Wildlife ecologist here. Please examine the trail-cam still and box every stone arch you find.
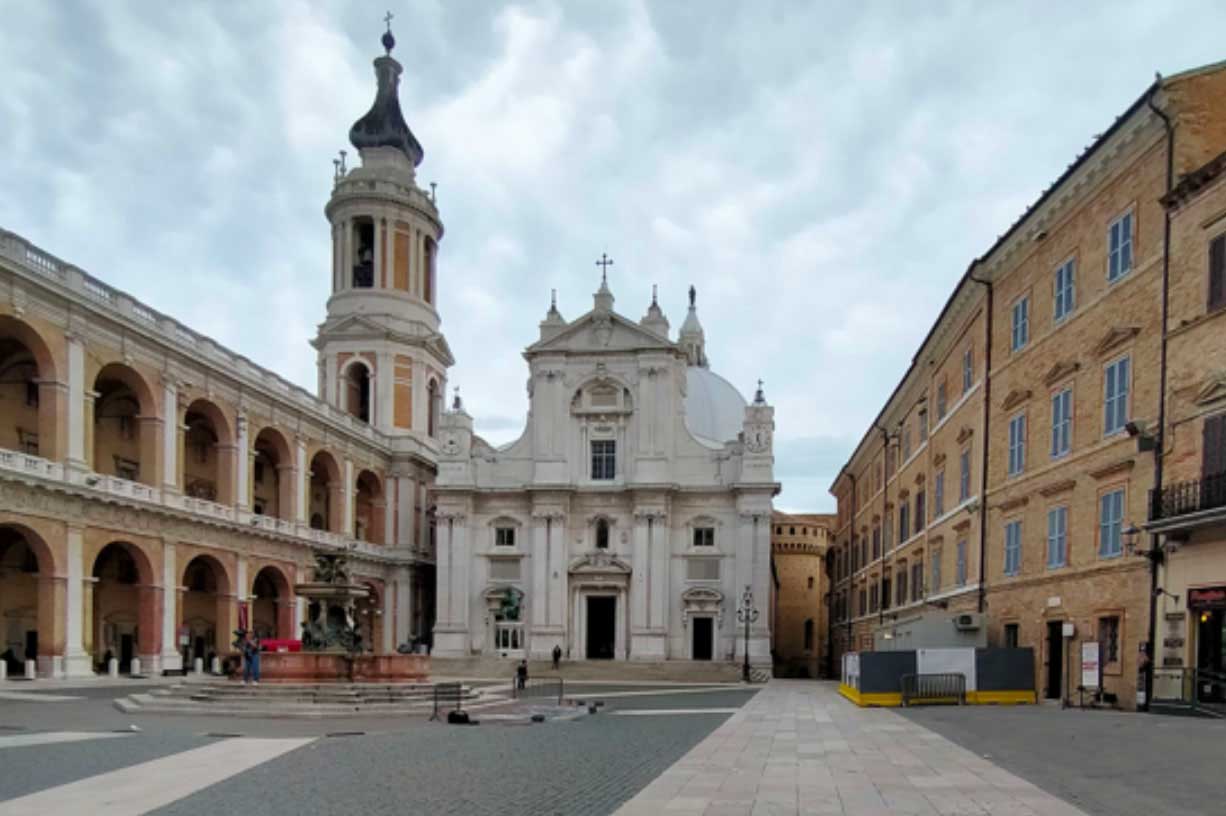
[91,362,158,485]
[0,316,62,461]
[354,468,384,544]
[91,540,158,672]
[0,523,59,670]
[341,357,373,424]
[251,564,294,640]
[251,426,294,521]
[308,449,343,534]
[181,398,234,504]
[180,553,231,662]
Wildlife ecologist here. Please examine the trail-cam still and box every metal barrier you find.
[900,672,966,706]
[430,682,466,721]
[511,676,563,705]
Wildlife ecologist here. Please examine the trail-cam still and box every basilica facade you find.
[433,281,779,664]
[0,31,443,678]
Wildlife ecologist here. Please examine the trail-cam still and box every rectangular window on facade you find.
[911,561,923,602]
[1051,387,1072,459]
[686,558,720,580]
[591,439,616,480]
[495,527,516,547]
[870,584,879,613]
[915,490,926,529]
[1098,615,1121,665]
[1011,296,1030,352]
[1210,234,1226,312]
[1204,413,1226,480]
[902,426,912,461]
[931,547,942,592]
[858,589,866,617]
[882,575,892,610]
[956,539,967,586]
[1046,506,1067,568]
[899,503,910,543]
[693,527,715,547]
[918,408,928,441]
[959,449,971,502]
[1054,258,1076,322]
[883,511,893,551]
[1004,623,1020,649]
[1108,211,1133,282]
[963,347,974,394]
[934,471,945,517]
[1004,520,1022,576]
[897,567,908,606]
[1008,413,1027,476]
[937,380,948,420]
[872,526,881,560]
[1099,488,1124,558]
[1104,356,1130,436]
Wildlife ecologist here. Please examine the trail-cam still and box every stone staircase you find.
[115,680,486,718]
[430,656,763,684]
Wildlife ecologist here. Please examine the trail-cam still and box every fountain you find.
[256,550,430,683]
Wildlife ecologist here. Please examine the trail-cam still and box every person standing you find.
[551,644,562,671]
[242,632,262,686]
[516,658,528,690]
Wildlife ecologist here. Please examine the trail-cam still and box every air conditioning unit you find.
[953,613,983,631]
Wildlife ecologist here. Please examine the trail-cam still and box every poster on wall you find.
[1081,641,1101,690]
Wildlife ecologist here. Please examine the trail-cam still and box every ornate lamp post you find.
[736,585,759,683]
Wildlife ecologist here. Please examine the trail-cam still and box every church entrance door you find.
[692,617,714,661]
[586,596,616,660]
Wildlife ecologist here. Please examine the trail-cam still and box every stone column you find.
[66,333,87,471]
[234,413,249,511]
[431,512,468,657]
[397,476,415,550]
[83,577,97,661]
[631,509,668,660]
[342,458,355,538]
[161,378,178,493]
[383,476,396,547]
[36,575,67,678]
[160,540,182,672]
[63,525,91,677]
[395,575,412,645]
[631,513,650,633]
[295,438,308,524]
[382,579,395,653]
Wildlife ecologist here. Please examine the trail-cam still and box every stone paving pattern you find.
[614,681,1089,816]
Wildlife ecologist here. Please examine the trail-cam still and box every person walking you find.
[551,644,562,671]
[242,631,262,686]
[516,658,528,690]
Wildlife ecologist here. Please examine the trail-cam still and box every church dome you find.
[685,367,747,446]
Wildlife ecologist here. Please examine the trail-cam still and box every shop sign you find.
[1081,641,1100,690]
[1187,586,1226,609]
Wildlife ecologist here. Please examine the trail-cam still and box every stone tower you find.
[314,26,453,441]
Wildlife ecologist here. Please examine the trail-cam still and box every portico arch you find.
[91,363,158,485]
[180,554,230,662]
[342,359,373,424]
[251,565,294,640]
[91,541,158,673]
[354,468,384,544]
[251,427,294,520]
[181,398,234,504]
[0,317,62,461]
[0,524,58,673]
[308,450,343,534]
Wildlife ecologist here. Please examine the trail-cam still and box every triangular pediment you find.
[1094,326,1140,358]
[527,309,678,356]
[1043,360,1081,387]
[1001,388,1033,412]
[1195,372,1226,406]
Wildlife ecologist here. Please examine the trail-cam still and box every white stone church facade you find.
[433,280,778,664]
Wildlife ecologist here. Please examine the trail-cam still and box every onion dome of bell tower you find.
[348,25,424,167]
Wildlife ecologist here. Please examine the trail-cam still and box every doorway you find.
[692,617,714,661]
[1196,609,1225,703]
[1046,621,1063,700]
[586,596,616,660]
[120,634,134,674]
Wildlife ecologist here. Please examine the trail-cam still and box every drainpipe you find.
[968,268,993,614]
[1143,79,1173,713]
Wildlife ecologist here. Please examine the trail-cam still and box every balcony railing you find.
[1150,473,1226,523]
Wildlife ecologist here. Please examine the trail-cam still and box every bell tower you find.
[314,24,452,441]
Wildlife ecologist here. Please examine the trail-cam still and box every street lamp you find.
[736,585,759,683]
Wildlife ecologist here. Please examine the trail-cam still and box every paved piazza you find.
[1,679,1225,815]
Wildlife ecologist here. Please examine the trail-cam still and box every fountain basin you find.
[257,651,430,683]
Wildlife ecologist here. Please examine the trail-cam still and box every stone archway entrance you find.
[181,555,230,664]
[568,552,631,661]
[91,542,157,673]
[251,566,293,641]
[0,525,55,675]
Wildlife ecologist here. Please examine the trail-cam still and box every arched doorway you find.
[251,566,293,640]
[92,364,155,484]
[344,361,372,424]
[182,399,232,503]
[354,469,383,544]
[91,541,156,673]
[0,318,58,460]
[251,428,293,520]
[180,554,229,665]
[308,450,342,534]
[0,525,54,674]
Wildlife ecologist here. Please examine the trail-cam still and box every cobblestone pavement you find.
[613,680,1090,816]
[899,701,1226,816]
[0,682,757,815]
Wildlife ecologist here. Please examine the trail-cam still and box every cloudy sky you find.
[2,1,1223,511]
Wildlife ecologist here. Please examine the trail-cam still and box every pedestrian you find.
[552,644,562,671]
[242,631,262,686]
[517,658,528,690]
